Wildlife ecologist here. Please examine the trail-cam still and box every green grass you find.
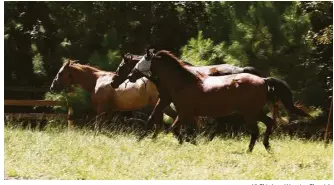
[4,124,333,180]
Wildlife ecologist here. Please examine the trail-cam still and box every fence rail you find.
[4,87,73,128]
[4,100,63,106]
[5,86,50,92]
[4,99,73,127]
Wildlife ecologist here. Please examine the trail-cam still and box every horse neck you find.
[155,58,201,91]
[70,65,100,93]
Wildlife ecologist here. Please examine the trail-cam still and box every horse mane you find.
[73,63,100,72]
[66,60,114,74]
[155,50,204,81]
[131,55,143,61]
[181,61,194,66]
[123,54,142,62]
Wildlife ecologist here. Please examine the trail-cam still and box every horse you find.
[110,52,264,139]
[49,59,177,131]
[111,53,262,88]
[127,50,311,152]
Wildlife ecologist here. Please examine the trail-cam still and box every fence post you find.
[324,98,333,147]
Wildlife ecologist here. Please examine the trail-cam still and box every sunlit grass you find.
[4,124,332,180]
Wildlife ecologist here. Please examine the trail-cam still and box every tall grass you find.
[4,121,332,180]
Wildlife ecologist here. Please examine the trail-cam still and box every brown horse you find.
[127,50,311,152]
[50,59,177,131]
[110,53,263,139]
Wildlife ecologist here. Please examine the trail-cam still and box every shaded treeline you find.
[4,1,332,120]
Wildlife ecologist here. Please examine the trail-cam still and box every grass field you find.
[4,123,333,180]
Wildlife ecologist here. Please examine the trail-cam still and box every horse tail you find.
[264,77,311,118]
[243,66,262,77]
[270,102,279,129]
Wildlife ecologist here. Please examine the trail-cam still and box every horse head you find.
[50,59,75,93]
[127,49,159,83]
[110,53,143,88]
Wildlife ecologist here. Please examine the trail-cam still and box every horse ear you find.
[146,48,150,56]
[120,51,125,59]
[64,60,71,67]
[123,53,132,61]
[69,60,76,65]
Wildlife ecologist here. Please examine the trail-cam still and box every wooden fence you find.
[5,99,73,128]
[4,86,73,127]
[5,86,50,93]
[5,99,63,107]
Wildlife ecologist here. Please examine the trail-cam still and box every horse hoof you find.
[177,137,184,145]
[265,146,273,154]
[247,147,254,153]
[190,140,197,145]
[151,133,158,140]
[137,136,145,142]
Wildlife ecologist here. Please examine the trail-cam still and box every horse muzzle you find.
[50,81,63,93]
[50,85,58,94]
[109,80,120,88]
[127,73,137,83]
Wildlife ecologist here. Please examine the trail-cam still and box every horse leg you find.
[173,119,183,137]
[94,111,105,134]
[170,115,198,145]
[94,109,100,133]
[258,112,274,151]
[161,104,179,135]
[152,103,177,138]
[143,98,171,139]
[184,117,198,145]
[169,115,183,133]
[163,104,177,120]
[94,112,101,135]
[170,116,185,144]
[91,96,103,134]
[95,101,108,134]
[246,118,259,152]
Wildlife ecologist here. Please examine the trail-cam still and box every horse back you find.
[202,73,264,91]
[187,64,257,77]
[102,76,158,111]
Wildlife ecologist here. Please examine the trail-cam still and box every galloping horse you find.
[50,59,177,131]
[110,52,263,139]
[127,50,310,152]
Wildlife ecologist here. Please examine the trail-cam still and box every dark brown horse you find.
[127,50,310,152]
[50,59,177,131]
[110,53,263,139]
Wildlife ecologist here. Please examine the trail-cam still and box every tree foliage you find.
[4,1,333,115]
